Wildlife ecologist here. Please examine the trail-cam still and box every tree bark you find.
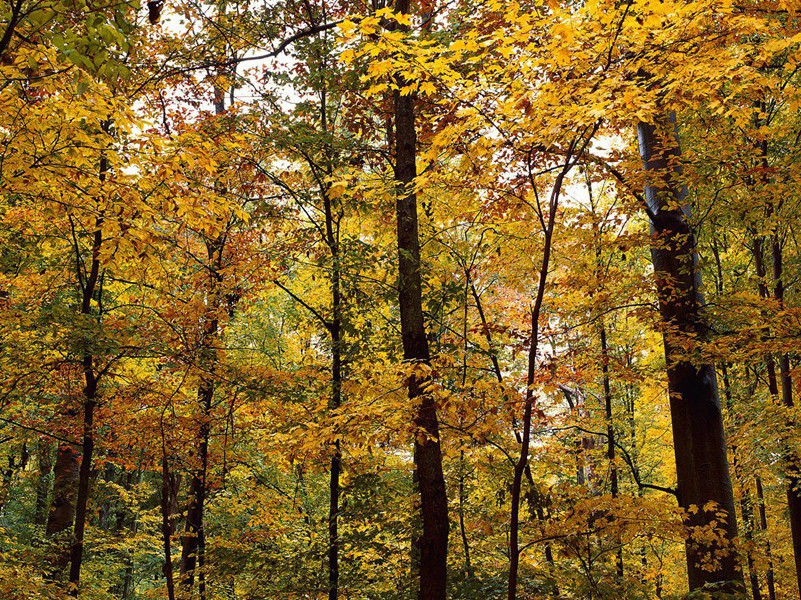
[46,445,79,533]
[392,1,449,597]
[637,114,742,593]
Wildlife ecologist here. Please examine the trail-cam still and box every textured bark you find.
[637,115,742,592]
[46,444,79,540]
[392,0,449,595]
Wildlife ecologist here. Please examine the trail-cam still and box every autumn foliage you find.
[0,0,800,599]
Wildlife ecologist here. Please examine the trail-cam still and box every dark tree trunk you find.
[180,86,228,600]
[46,444,79,540]
[318,78,343,600]
[471,282,558,596]
[755,477,777,600]
[637,114,742,592]
[324,176,343,600]
[751,230,801,597]
[768,232,801,598]
[392,1,448,596]
[600,322,623,579]
[67,210,104,596]
[181,364,213,599]
[507,134,581,599]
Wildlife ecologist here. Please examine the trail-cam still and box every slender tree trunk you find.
[712,234,762,600]
[161,451,177,600]
[181,350,214,598]
[65,182,106,594]
[322,95,343,599]
[600,322,623,579]
[751,230,801,597]
[508,166,566,600]
[457,450,473,579]
[392,1,448,596]
[471,281,558,596]
[721,365,762,600]
[637,114,742,592]
[768,231,801,598]
[755,477,777,600]
[180,83,229,599]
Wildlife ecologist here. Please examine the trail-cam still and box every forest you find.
[0,0,800,598]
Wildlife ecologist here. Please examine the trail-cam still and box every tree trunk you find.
[751,230,801,597]
[180,84,228,600]
[755,476,777,600]
[471,281,558,596]
[324,160,343,600]
[637,114,742,592]
[768,231,801,598]
[600,322,623,579]
[46,444,79,539]
[67,210,104,595]
[392,1,449,596]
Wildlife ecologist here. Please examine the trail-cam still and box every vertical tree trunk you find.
[600,322,623,579]
[46,444,79,539]
[392,1,448,597]
[180,83,229,600]
[751,230,800,597]
[637,114,742,592]
[322,102,343,600]
[67,209,104,596]
[768,231,801,598]
[471,282,558,596]
[161,451,177,600]
[755,477,777,600]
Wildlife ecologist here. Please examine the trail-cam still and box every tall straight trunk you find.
[181,381,211,596]
[751,118,800,594]
[768,230,801,597]
[600,322,623,579]
[637,114,742,592]
[161,450,177,600]
[321,86,343,599]
[180,244,219,598]
[392,1,448,597]
[721,365,762,600]
[712,234,762,600]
